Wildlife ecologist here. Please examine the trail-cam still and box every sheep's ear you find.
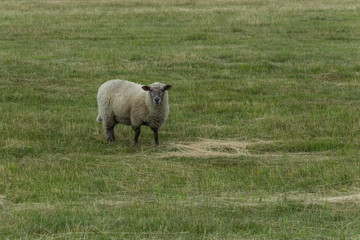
[142,86,151,91]
[164,85,172,91]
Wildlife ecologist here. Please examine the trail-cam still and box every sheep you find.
[96,79,172,146]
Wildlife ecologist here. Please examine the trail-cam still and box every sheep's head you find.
[142,83,172,105]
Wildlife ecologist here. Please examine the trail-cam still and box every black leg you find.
[106,127,115,143]
[152,128,159,147]
[133,127,141,146]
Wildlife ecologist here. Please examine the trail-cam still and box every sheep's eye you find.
[149,90,153,92]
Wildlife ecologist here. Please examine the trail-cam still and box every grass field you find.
[1,0,360,238]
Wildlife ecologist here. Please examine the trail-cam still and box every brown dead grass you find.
[159,139,336,161]
[318,194,360,203]
[268,192,360,205]
[2,138,30,149]
[335,82,360,86]
[2,192,359,213]
[160,139,271,158]
[0,195,6,206]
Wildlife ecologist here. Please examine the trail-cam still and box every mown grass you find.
[1,0,360,239]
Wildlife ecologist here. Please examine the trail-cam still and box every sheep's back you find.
[102,80,146,123]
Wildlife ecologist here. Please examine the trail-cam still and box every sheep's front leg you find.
[152,128,159,147]
[133,127,141,146]
[106,127,115,143]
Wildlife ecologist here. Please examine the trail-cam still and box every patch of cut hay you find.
[268,192,360,205]
[318,194,360,203]
[161,139,267,158]
[0,195,6,205]
[0,195,12,208]
[335,82,360,86]
[96,199,134,206]
[2,138,30,149]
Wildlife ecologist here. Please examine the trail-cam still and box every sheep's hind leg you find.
[106,127,115,143]
[102,114,116,143]
[133,127,141,146]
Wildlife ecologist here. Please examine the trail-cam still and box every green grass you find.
[1,0,360,239]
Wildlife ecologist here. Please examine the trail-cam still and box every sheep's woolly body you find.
[97,79,170,131]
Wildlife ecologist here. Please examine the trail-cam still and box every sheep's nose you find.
[154,98,160,103]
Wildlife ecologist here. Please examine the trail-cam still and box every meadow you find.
[1,0,360,238]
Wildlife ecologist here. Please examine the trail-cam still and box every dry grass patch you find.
[264,192,360,205]
[2,138,31,149]
[160,139,272,158]
[318,193,360,203]
[190,192,360,207]
[0,195,7,206]
[334,82,360,87]
[160,139,333,159]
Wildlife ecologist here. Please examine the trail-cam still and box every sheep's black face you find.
[142,84,172,105]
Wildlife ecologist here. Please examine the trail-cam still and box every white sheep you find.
[96,79,172,146]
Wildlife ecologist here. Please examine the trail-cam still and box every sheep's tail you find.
[96,115,102,122]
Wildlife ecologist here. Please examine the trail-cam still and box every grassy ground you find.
[1,0,360,239]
